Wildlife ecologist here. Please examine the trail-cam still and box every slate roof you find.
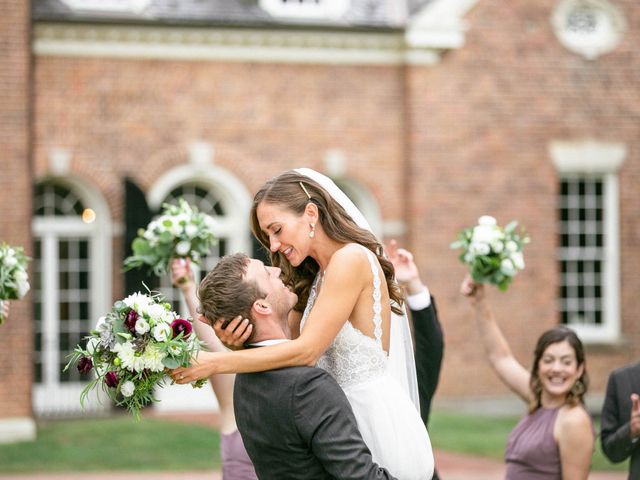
[32,0,434,30]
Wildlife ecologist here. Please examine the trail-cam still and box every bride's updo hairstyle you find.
[250,170,404,314]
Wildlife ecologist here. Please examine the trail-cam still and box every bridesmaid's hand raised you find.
[213,316,252,350]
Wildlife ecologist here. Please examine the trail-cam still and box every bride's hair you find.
[250,170,403,314]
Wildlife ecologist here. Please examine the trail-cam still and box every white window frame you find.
[550,140,626,343]
[32,176,112,416]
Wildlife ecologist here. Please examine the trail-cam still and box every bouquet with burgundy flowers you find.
[124,198,217,277]
[65,290,205,419]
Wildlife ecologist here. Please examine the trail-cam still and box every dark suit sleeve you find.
[601,371,636,463]
[292,369,397,480]
[412,296,444,427]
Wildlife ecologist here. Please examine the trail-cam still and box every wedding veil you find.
[294,167,421,412]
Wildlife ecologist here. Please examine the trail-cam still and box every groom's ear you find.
[252,299,272,316]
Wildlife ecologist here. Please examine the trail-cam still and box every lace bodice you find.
[300,247,387,388]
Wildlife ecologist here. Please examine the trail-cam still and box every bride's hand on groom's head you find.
[213,315,252,350]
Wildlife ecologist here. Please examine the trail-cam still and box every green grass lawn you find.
[0,412,629,473]
[429,411,629,473]
[0,416,220,473]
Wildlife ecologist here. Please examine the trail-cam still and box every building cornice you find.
[33,21,442,66]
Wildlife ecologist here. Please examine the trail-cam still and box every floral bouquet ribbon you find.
[0,243,31,325]
[124,198,217,277]
[65,291,206,420]
[451,216,530,291]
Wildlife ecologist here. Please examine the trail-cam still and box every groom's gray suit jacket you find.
[234,365,396,480]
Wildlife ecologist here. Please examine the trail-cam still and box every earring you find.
[309,223,315,238]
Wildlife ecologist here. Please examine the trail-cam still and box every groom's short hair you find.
[198,253,265,328]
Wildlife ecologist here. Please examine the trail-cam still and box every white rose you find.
[511,251,525,270]
[506,240,519,252]
[14,270,28,282]
[4,255,17,267]
[478,215,497,227]
[16,280,30,298]
[500,259,516,277]
[463,251,474,263]
[134,318,150,335]
[123,292,152,311]
[175,240,191,257]
[472,225,497,244]
[152,323,172,342]
[470,242,490,256]
[145,303,165,320]
[491,241,504,253]
[185,224,199,238]
[161,310,176,324]
[120,380,135,397]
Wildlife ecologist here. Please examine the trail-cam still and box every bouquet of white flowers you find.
[124,198,217,276]
[451,215,530,291]
[65,290,205,420]
[0,243,31,324]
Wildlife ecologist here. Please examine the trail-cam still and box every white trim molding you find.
[550,140,626,174]
[60,0,151,14]
[33,22,442,66]
[550,140,627,344]
[0,417,37,444]
[406,0,480,50]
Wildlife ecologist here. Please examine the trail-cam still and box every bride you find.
[172,168,434,480]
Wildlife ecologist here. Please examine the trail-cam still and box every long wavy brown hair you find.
[250,170,403,314]
[528,326,589,413]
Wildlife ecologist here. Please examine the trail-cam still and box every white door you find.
[32,181,110,416]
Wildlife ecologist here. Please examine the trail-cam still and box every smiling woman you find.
[460,275,594,480]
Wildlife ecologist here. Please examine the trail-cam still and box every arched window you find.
[32,178,111,416]
[146,165,251,412]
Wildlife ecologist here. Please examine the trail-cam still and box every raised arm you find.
[171,246,369,381]
[460,274,531,402]
[170,258,227,353]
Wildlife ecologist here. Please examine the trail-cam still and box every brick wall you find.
[406,0,639,399]
[0,0,34,422]
[20,0,640,408]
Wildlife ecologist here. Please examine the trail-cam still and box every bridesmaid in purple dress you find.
[461,275,594,480]
[172,259,257,480]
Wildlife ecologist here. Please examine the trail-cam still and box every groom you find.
[197,253,396,480]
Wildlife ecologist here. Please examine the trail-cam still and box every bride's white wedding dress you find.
[301,246,434,480]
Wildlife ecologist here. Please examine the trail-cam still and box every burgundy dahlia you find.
[104,371,118,388]
[77,356,93,375]
[171,318,192,339]
[124,310,139,332]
